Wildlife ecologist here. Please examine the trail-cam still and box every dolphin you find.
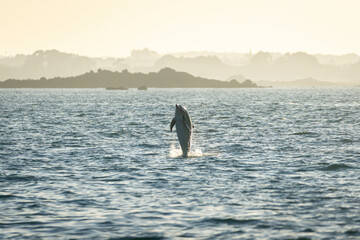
[170,104,194,157]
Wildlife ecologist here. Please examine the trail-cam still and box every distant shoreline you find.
[1,86,357,90]
[0,67,355,89]
[0,68,263,89]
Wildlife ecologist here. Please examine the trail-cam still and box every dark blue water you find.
[1,88,360,239]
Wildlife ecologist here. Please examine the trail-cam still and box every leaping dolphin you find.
[170,104,194,157]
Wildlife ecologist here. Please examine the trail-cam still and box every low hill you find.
[0,68,260,88]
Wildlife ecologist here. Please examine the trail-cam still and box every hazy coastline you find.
[1,49,359,87]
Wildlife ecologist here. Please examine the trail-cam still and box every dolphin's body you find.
[170,104,194,157]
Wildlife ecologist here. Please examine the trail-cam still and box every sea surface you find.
[0,88,359,239]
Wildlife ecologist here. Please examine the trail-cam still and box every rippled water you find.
[1,88,360,239]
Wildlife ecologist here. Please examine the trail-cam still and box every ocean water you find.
[0,88,359,239]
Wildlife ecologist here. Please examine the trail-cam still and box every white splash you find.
[169,141,203,158]
[169,141,183,158]
[189,148,203,157]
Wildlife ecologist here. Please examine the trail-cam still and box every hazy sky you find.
[1,0,359,57]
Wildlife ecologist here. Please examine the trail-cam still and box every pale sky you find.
[1,0,359,57]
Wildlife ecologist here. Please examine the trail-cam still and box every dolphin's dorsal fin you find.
[170,118,176,131]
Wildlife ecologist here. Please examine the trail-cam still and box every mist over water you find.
[1,88,360,239]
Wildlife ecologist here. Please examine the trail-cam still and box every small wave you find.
[207,128,218,133]
[110,235,165,240]
[320,163,354,171]
[2,174,40,182]
[139,143,158,148]
[2,221,46,227]
[345,229,360,236]
[0,194,17,199]
[228,143,244,151]
[203,217,259,225]
[244,168,258,172]
[291,131,317,136]
[101,129,128,138]
[103,132,122,138]
[340,138,353,143]
[60,199,99,207]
